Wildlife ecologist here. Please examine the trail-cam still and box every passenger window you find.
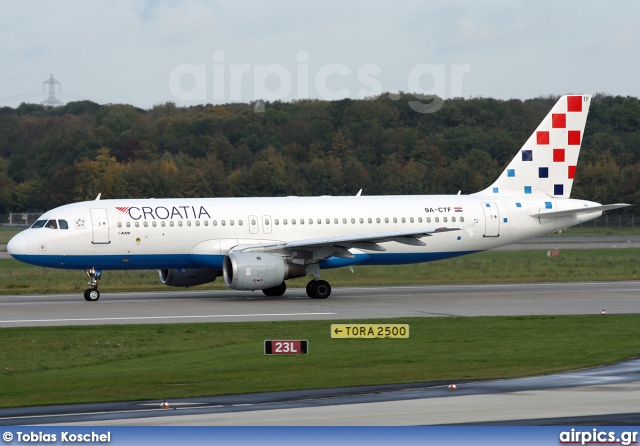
[376,218,380,223]
[238,220,243,226]
[300,219,304,225]
[187,221,191,227]
[135,222,140,227]
[230,220,234,226]
[275,219,279,225]
[418,217,423,223]
[178,221,183,227]
[162,221,166,227]
[143,221,148,227]
[435,217,439,223]
[126,222,131,228]
[31,220,47,228]
[401,217,406,223]
[195,221,200,226]
[221,221,226,226]
[334,218,338,224]
[460,216,465,222]
[393,218,397,223]
[452,217,456,223]
[203,221,208,227]
[308,219,312,225]
[251,219,256,225]
[292,219,296,225]
[385,218,389,223]
[427,217,431,223]
[325,218,330,224]
[443,217,448,223]
[351,218,355,224]
[410,217,414,223]
[359,218,364,224]
[213,220,217,226]
[45,220,58,229]
[283,219,288,225]
[117,222,122,228]
[152,221,157,227]
[368,218,372,224]
[170,221,175,227]
[343,218,347,224]
[264,219,269,226]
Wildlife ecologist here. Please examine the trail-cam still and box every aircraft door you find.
[481,202,500,237]
[262,215,272,234]
[90,208,110,244]
[249,215,259,234]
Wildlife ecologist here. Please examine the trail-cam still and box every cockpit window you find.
[59,220,69,230]
[45,220,58,229]
[31,220,47,228]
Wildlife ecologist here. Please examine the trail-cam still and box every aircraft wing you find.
[529,203,630,218]
[231,227,460,258]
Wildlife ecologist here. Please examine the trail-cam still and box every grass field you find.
[1,315,639,408]
[1,248,639,295]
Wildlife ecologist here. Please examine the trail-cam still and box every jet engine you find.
[223,252,306,290]
[158,268,218,287]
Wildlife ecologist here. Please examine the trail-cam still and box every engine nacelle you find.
[223,252,306,290]
[158,268,218,287]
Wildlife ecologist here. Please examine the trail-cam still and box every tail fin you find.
[477,95,591,198]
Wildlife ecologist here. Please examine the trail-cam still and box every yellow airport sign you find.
[331,324,409,338]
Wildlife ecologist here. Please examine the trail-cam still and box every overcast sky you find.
[1,0,639,110]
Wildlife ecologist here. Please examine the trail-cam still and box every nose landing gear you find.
[84,267,102,301]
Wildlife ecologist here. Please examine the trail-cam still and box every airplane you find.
[7,94,630,301]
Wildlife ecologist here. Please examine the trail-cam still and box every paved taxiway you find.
[1,281,639,327]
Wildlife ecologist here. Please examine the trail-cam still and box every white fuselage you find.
[8,194,602,271]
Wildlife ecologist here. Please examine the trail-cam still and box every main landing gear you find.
[261,280,331,298]
[84,267,102,301]
[304,263,331,299]
[306,280,331,299]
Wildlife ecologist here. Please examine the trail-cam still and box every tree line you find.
[0,93,639,214]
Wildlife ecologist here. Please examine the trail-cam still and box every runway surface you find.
[1,281,639,327]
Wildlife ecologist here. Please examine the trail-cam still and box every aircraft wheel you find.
[306,280,315,297]
[262,282,286,297]
[310,280,331,299]
[84,289,100,301]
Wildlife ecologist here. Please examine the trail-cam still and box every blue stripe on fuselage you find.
[10,251,480,271]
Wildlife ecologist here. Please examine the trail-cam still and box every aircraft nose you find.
[7,232,28,257]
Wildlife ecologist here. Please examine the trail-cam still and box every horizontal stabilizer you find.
[529,203,630,218]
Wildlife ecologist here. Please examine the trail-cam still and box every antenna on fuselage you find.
[95,193,101,201]
[356,189,362,196]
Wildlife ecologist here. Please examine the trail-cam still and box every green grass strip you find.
[1,315,639,408]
